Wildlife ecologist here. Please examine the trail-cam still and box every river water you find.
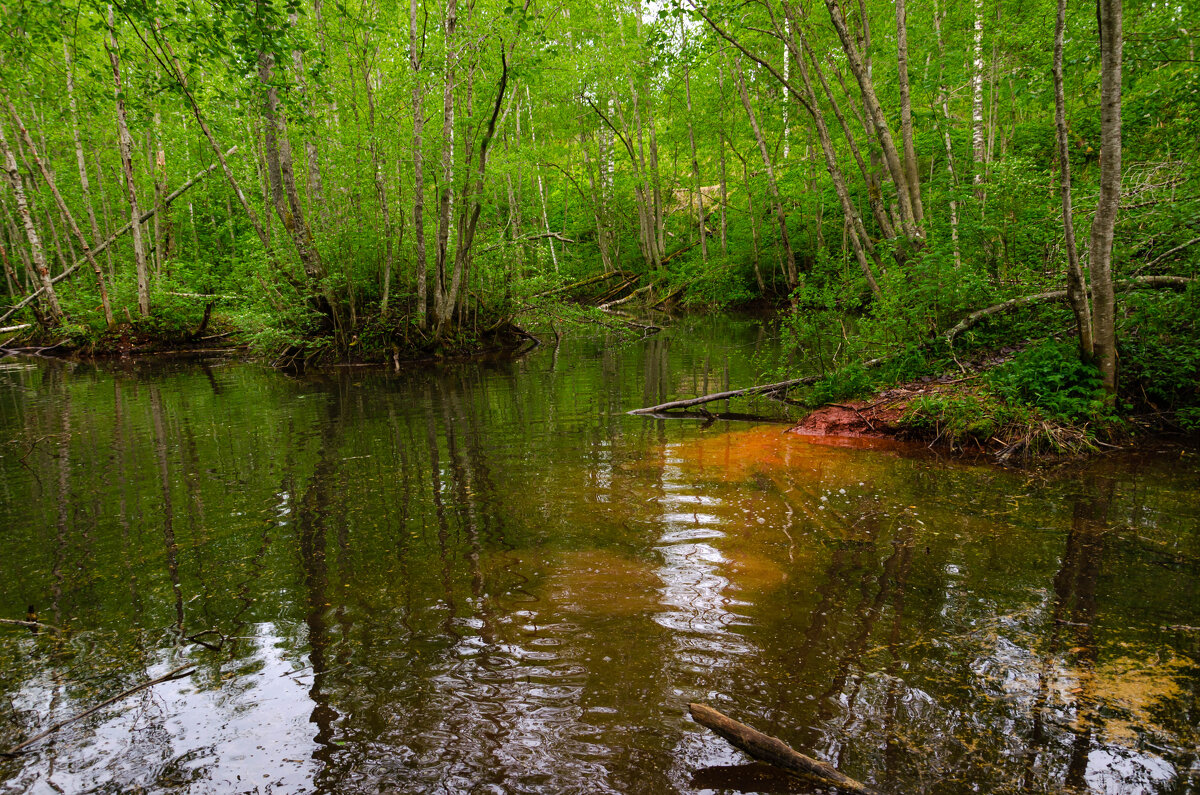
[1,315,1197,794]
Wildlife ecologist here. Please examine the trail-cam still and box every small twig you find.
[186,630,225,651]
[0,618,61,633]
[17,435,49,464]
[2,663,195,757]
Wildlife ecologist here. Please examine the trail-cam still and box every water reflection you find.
[0,317,1198,794]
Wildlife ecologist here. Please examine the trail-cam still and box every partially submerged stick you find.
[0,617,60,633]
[688,703,882,795]
[629,357,889,415]
[2,662,195,757]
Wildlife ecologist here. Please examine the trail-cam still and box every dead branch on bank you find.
[599,282,655,311]
[0,153,231,325]
[943,275,1194,345]
[630,276,1194,416]
[688,703,882,795]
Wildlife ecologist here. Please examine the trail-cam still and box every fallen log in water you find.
[629,357,892,416]
[688,703,882,795]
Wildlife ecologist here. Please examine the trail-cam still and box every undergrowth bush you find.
[987,339,1111,423]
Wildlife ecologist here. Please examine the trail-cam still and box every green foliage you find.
[900,390,1100,457]
[1119,287,1200,412]
[901,392,1029,446]
[673,254,756,308]
[805,363,872,407]
[987,340,1110,423]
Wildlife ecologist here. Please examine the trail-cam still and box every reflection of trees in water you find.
[290,383,343,787]
[734,472,1191,793]
[2,340,1196,794]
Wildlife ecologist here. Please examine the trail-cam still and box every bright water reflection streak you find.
[0,315,1198,794]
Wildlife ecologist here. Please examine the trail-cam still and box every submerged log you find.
[688,703,882,795]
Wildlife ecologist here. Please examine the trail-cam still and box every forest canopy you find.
[0,0,1196,406]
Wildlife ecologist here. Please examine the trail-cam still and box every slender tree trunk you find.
[732,55,796,290]
[972,0,987,201]
[698,2,882,294]
[4,98,115,327]
[434,0,458,322]
[0,120,62,323]
[740,156,765,293]
[797,22,896,243]
[716,69,729,257]
[151,34,272,254]
[1090,0,1123,393]
[109,8,150,317]
[257,49,325,282]
[681,16,706,262]
[895,0,924,224]
[152,66,169,272]
[291,11,324,222]
[64,40,103,259]
[362,37,394,313]
[410,0,428,328]
[526,85,558,271]
[96,156,114,277]
[1054,0,1092,357]
[823,0,922,237]
[933,0,962,267]
[438,52,508,334]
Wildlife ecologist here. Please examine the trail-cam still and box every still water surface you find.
[1,315,1198,794]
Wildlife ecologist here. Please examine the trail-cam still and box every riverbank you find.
[788,368,1196,465]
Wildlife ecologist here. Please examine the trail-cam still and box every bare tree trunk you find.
[437,52,508,334]
[681,16,706,263]
[1054,0,1092,357]
[361,31,394,313]
[797,21,896,243]
[971,0,986,201]
[96,155,114,277]
[0,119,62,323]
[526,85,558,271]
[4,99,115,327]
[257,49,325,282]
[716,69,729,257]
[433,0,458,324]
[150,33,272,254]
[292,11,324,222]
[64,39,103,260]
[732,55,796,290]
[739,155,766,293]
[410,0,428,328]
[152,65,169,272]
[895,0,924,224]
[1090,0,1122,393]
[698,2,882,294]
[933,0,962,267]
[823,0,922,237]
[108,8,151,317]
